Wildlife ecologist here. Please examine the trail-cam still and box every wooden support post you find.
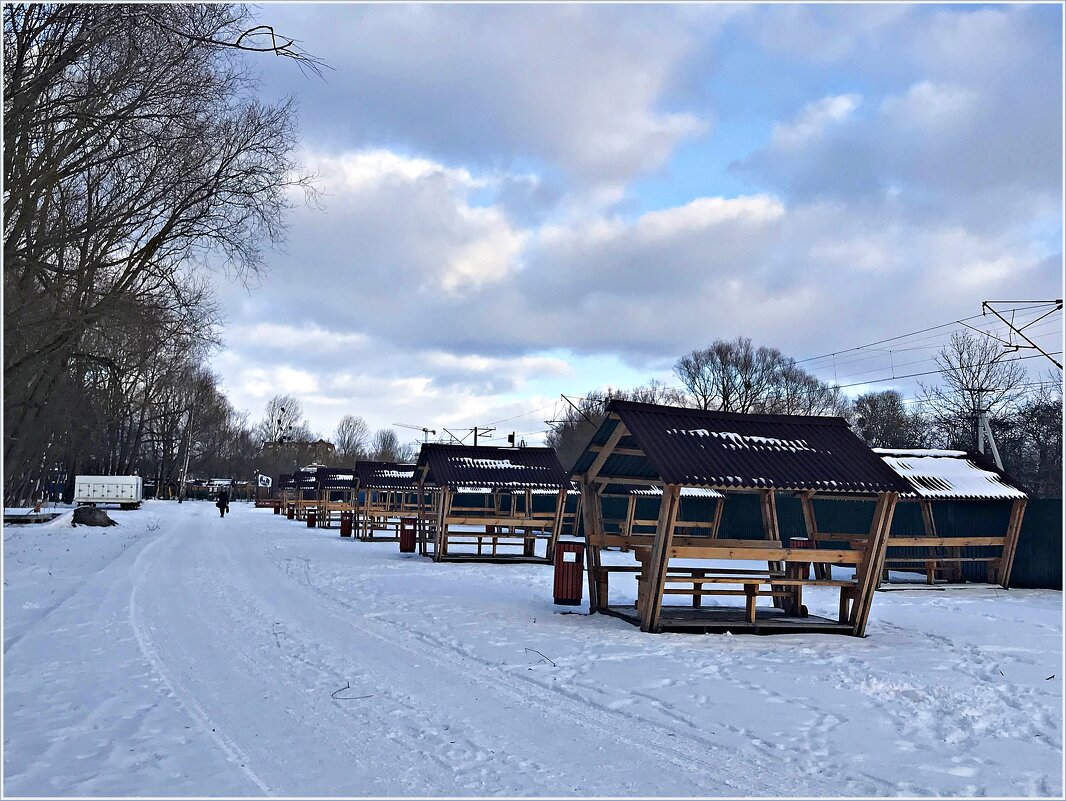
[745,584,757,623]
[640,484,681,633]
[546,488,566,562]
[799,491,827,579]
[760,489,785,609]
[850,492,898,637]
[434,488,453,562]
[710,497,724,539]
[580,479,606,613]
[994,498,1027,588]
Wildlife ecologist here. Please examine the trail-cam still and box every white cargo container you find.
[73,475,143,509]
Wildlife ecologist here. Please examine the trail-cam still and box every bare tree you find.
[918,332,1027,450]
[674,337,844,415]
[369,429,404,462]
[3,4,319,500]
[255,395,312,446]
[334,414,369,461]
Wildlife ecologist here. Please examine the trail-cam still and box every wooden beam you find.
[760,489,784,608]
[588,445,646,457]
[995,497,1028,588]
[580,478,607,612]
[592,475,663,487]
[641,484,681,633]
[582,421,630,483]
[851,492,898,637]
[710,497,724,539]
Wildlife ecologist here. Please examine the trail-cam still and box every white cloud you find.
[770,94,862,150]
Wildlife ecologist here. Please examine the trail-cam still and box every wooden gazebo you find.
[314,467,358,529]
[353,461,420,541]
[871,448,1028,587]
[292,465,320,521]
[276,473,296,509]
[413,444,570,564]
[571,400,912,636]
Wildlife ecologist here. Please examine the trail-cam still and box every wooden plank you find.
[588,445,645,457]
[445,516,555,526]
[668,546,864,563]
[593,475,663,487]
[663,576,856,587]
[995,497,1027,588]
[641,484,680,633]
[886,536,1006,547]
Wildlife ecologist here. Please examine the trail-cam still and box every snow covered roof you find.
[628,486,725,498]
[415,444,568,490]
[354,461,418,490]
[873,449,1028,500]
[573,400,910,495]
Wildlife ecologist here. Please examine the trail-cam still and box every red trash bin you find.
[273,502,281,515]
[286,503,295,520]
[399,517,416,553]
[340,510,353,538]
[306,509,317,528]
[553,541,584,605]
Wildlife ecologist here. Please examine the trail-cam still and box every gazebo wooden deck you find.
[413,444,570,564]
[353,461,421,541]
[571,400,912,636]
[870,448,1028,587]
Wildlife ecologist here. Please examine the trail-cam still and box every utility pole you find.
[473,427,494,446]
[981,299,1063,369]
[972,388,1004,469]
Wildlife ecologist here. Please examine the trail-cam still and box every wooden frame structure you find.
[413,444,570,564]
[292,465,321,521]
[315,467,358,528]
[276,473,296,509]
[869,449,1029,587]
[353,461,421,541]
[572,401,912,636]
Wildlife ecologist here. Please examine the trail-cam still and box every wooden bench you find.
[588,535,865,624]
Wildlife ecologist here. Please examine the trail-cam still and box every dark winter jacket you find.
[216,489,230,509]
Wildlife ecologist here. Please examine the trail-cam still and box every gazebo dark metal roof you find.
[294,467,319,492]
[415,444,568,490]
[277,473,295,490]
[354,461,418,491]
[315,467,358,490]
[572,400,911,495]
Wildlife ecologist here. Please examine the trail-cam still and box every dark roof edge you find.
[608,399,850,427]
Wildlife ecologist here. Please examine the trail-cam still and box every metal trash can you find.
[399,517,416,553]
[340,510,353,538]
[286,503,295,520]
[306,509,317,528]
[273,502,281,515]
[553,541,584,605]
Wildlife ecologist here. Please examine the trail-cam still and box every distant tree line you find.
[2,4,320,504]
[548,334,1062,498]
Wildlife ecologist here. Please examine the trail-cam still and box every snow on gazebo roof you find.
[873,448,1027,501]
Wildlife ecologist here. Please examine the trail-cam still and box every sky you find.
[206,3,1064,449]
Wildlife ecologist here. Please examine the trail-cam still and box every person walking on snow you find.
[216,487,230,518]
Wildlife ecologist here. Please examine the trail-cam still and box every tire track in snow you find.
[279,549,838,796]
[128,514,273,796]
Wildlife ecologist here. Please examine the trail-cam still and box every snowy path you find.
[4,501,1062,796]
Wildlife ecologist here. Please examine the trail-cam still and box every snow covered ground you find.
[4,501,1062,797]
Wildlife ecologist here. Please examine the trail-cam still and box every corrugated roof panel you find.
[315,467,357,490]
[873,449,1028,500]
[354,461,418,491]
[415,444,568,489]
[573,400,910,495]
